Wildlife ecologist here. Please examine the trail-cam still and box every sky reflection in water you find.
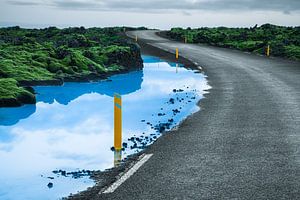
[0,56,210,200]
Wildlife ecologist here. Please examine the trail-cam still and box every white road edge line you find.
[101,154,153,194]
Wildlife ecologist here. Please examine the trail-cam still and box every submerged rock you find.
[66,170,93,179]
[128,137,135,141]
[52,169,93,180]
[47,182,53,189]
[52,169,66,176]
[122,142,128,148]
[168,118,174,123]
[173,89,184,93]
[61,170,66,176]
[169,98,175,104]
[172,109,180,115]
[154,122,172,133]
[131,143,138,149]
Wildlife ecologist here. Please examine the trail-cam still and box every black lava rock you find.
[128,137,135,141]
[131,143,137,149]
[173,89,184,93]
[122,142,128,148]
[172,109,180,115]
[168,119,174,123]
[47,182,53,189]
[61,170,66,176]
[169,98,175,104]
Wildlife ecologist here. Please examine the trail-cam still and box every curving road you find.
[99,31,300,199]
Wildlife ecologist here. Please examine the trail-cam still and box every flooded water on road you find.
[0,56,210,200]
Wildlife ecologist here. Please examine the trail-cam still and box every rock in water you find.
[47,182,53,189]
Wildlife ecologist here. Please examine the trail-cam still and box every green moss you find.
[284,45,300,60]
[0,26,143,106]
[223,41,264,51]
[0,59,53,81]
[0,26,137,82]
[107,64,124,72]
[0,78,34,101]
[167,24,300,60]
[103,45,130,54]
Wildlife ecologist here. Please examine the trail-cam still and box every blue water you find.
[0,56,210,200]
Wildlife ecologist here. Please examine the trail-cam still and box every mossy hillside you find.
[167,24,300,60]
[0,26,144,107]
[0,78,35,107]
[0,27,142,81]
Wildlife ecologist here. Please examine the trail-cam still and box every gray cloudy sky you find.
[0,0,300,29]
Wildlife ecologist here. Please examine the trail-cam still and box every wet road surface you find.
[98,30,300,199]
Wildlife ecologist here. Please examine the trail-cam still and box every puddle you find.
[0,55,210,199]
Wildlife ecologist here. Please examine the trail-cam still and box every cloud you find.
[53,0,103,10]
[182,10,192,16]
[5,0,300,13]
[6,0,40,6]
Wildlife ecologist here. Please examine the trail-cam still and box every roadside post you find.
[114,150,122,167]
[266,45,270,57]
[135,35,138,42]
[184,37,187,43]
[114,93,122,151]
[175,48,179,73]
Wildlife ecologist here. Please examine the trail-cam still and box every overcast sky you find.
[0,0,299,29]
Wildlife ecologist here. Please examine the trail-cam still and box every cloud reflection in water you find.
[0,56,210,200]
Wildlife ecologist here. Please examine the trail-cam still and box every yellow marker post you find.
[135,35,138,42]
[114,150,122,167]
[114,93,122,150]
[176,48,179,60]
[266,45,270,57]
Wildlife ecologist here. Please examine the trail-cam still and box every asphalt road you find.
[100,31,300,199]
